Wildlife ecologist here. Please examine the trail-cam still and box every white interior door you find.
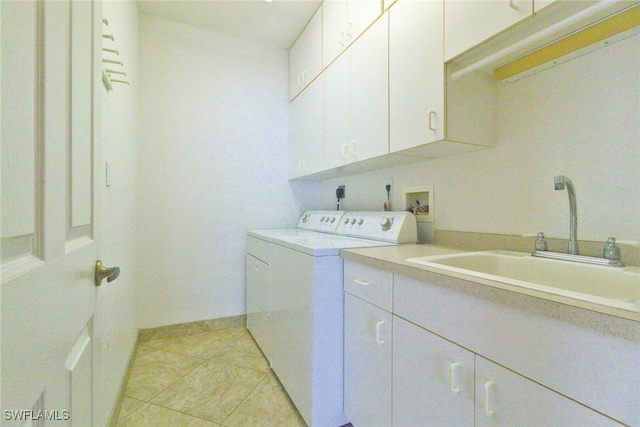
[1,1,104,425]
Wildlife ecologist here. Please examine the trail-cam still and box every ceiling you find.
[136,0,323,49]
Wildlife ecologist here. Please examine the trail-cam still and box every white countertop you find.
[341,244,639,342]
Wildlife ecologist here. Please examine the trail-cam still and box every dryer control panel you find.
[336,211,417,243]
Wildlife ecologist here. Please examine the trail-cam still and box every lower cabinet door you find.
[393,316,474,427]
[475,356,619,426]
[344,292,392,427]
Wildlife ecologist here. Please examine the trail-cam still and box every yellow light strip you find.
[493,5,640,81]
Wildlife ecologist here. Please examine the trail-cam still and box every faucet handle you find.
[534,232,548,251]
[603,237,621,260]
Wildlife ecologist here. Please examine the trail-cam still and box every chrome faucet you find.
[532,175,624,267]
[554,175,578,255]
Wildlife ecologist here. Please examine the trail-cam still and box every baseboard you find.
[137,314,247,343]
[107,335,138,427]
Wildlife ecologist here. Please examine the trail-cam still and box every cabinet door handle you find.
[509,0,519,9]
[346,22,353,37]
[354,278,370,286]
[297,75,303,86]
[428,111,437,131]
[375,320,385,344]
[349,140,357,156]
[449,362,461,394]
[484,380,495,416]
[301,70,307,84]
[341,143,349,158]
[338,31,345,46]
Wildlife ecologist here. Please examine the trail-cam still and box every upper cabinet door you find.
[323,0,382,68]
[389,0,445,153]
[323,51,351,170]
[347,0,383,46]
[349,12,388,163]
[289,75,325,179]
[289,7,323,100]
[323,0,349,67]
[444,0,533,61]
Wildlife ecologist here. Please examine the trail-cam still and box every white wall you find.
[136,15,317,329]
[320,35,640,244]
[94,1,140,424]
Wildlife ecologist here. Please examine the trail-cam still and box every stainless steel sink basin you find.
[406,250,640,312]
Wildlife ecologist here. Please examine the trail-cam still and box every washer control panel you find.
[336,211,417,243]
[297,210,346,233]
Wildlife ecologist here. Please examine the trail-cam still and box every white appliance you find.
[245,211,346,366]
[261,211,417,426]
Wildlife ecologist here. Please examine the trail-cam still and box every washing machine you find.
[269,211,417,426]
[245,211,346,368]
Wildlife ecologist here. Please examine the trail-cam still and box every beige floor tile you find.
[125,347,205,401]
[141,327,246,359]
[210,332,270,373]
[118,397,146,420]
[116,403,219,427]
[223,372,306,427]
[151,359,268,424]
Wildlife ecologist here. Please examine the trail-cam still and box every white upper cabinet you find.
[322,0,382,68]
[389,0,445,152]
[289,7,323,101]
[323,51,351,170]
[289,75,324,179]
[348,13,388,163]
[444,0,533,61]
[389,0,496,157]
[324,13,388,170]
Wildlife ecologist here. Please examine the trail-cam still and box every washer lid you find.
[273,235,393,256]
[247,228,320,242]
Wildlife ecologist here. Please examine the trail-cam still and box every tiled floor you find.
[116,326,307,426]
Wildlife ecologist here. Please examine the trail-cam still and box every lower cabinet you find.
[344,293,392,427]
[343,264,630,426]
[393,317,617,427]
[393,317,474,426]
[474,356,618,427]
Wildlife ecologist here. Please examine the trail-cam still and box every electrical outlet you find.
[386,178,393,194]
[337,185,345,199]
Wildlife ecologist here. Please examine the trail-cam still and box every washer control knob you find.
[302,213,310,223]
[320,216,325,222]
[350,219,356,225]
[330,217,336,223]
[357,219,364,225]
[380,217,394,231]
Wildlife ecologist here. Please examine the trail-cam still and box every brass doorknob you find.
[95,260,120,286]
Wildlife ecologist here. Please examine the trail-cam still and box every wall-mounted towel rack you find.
[102,18,130,91]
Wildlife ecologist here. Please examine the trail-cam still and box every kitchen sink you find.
[406,250,640,312]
